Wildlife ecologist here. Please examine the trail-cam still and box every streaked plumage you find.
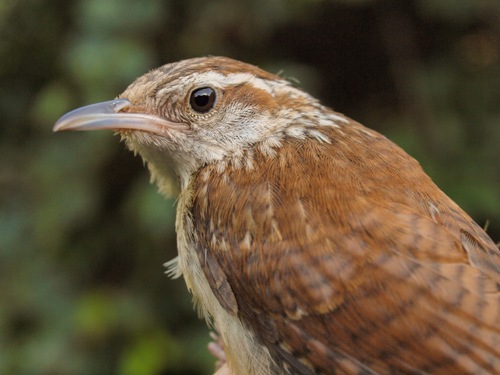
[54,57,500,374]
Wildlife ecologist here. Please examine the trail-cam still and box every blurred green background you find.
[1,0,499,374]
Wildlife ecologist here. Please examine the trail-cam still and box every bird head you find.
[54,57,340,194]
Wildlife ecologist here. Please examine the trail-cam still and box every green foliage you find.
[1,0,498,374]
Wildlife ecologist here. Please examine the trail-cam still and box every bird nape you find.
[54,56,500,375]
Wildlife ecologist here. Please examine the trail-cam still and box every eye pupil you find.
[190,87,216,113]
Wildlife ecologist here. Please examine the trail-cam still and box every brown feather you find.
[189,119,500,373]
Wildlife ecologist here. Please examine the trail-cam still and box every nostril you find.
[112,99,132,113]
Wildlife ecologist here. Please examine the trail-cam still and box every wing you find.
[190,123,500,374]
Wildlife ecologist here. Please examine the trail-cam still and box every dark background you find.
[1,0,499,374]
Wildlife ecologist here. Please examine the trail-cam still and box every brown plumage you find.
[54,57,500,374]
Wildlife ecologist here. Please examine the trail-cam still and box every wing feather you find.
[190,124,500,373]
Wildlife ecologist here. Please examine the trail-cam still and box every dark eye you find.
[189,87,216,113]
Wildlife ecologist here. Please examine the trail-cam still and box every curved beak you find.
[53,99,189,134]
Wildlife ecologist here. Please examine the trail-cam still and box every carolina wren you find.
[54,57,499,374]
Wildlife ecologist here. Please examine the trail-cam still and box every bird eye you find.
[189,87,216,113]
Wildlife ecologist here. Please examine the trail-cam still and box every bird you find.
[54,56,500,374]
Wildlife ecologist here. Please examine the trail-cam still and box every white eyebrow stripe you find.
[192,71,276,93]
[156,71,277,98]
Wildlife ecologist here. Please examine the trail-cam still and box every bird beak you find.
[53,99,189,134]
